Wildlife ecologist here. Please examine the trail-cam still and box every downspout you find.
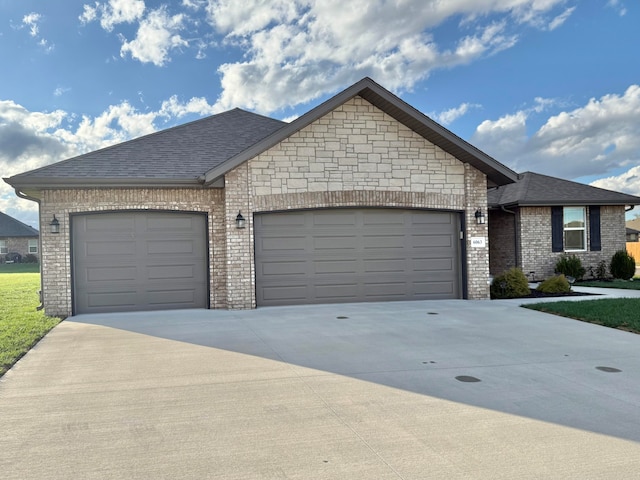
[626,206,635,212]
[500,205,520,270]
[13,188,44,311]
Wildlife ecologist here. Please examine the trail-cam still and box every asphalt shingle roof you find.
[0,211,39,237]
[7,108,286,185]
[488,171,640,207]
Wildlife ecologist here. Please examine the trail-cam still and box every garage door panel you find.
[314,259,358,274]
[412,257,455,272]
[146,264,198,280]
[259,236,307,252]
[362,211,405,226]
[312,212,357,226]
[85,266,138,282]
[261,284,308,302]
[313,235,357,250]
[362,258,406,273]
[85,240,136,256]
[147,239,196,255]
[259,260,307,276]
[314,283,360,300]
[73,212,207,314]
[146,215,195,230]
[255,208,461,306]
[85,216,135,232]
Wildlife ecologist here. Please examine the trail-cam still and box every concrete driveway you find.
[2,298,640,479]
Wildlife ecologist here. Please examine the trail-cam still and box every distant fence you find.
[626,242,640,263]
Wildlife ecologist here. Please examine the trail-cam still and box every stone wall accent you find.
[519,205,626,280]
[39,188,225,317]
[250,96,465,196]
[224,95,490,305]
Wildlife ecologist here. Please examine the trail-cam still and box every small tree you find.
[555,254,586,280]
[610,250,636,280]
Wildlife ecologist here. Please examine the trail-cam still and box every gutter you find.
[13,188,44,311]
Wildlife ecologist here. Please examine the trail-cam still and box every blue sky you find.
[1,0,639,228]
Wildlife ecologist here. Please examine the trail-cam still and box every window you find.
[552,206,600,252]
[28,239,38,254]
[563,207,586,251]
[0,240,6,254]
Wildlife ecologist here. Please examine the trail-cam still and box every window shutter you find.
[551,206,563,252]
[589,206,601,251]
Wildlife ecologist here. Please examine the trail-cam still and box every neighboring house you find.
[0,211,39,263]
[488,172,640,280]
[626,227,640,242]
[4,78,517,316]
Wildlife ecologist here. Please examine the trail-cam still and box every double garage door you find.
[72,211,208,314]
[255,208,463,306]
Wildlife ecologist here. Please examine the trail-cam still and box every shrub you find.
[490,267,531,299]
[536,275,571,294]
[610,250,636,280]
[555,254,585,280]
[589,260,608,280]
[22,254,39,264]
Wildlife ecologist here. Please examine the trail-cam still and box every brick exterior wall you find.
[225,96,490,305]
[0,237,39,262]
[39,188,226,317]
[488,209,518,275]
[514,205,626,280]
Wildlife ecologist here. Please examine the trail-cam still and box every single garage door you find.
[255,208,462,306]
[72,211,208,314]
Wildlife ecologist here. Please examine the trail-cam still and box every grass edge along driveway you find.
[0,266,61,377]
[524,297,640,334]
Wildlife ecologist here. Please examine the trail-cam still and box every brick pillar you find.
[464,164,490,299]
[224,164,256,309]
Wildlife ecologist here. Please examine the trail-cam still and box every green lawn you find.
[0,263,40,274]
[576,279,640,290]
[524,298,640,334]
[0,269,61,376]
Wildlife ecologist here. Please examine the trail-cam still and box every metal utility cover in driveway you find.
[72,211,208,314]
[254,208,462,306]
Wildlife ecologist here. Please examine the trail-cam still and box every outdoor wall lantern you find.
[50,214,60,234]
[235,211,246,229]
[474,208,486,225]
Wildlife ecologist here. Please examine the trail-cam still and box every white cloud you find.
[432,103,481,126]
[80,0,146,31]
[19,12,54,52]
[607,0,627,16]
[591,167,640,196]
[22,12,41,37]
[208,0,569,114]
[120,7,188,66]
[472,85,640,182]
[53,87,71,97]
[547,6,575,30]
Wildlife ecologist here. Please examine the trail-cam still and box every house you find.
[0,211,39,263]
[488,172,640,280]
[5,77,521,316]
[626,227,640,243]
